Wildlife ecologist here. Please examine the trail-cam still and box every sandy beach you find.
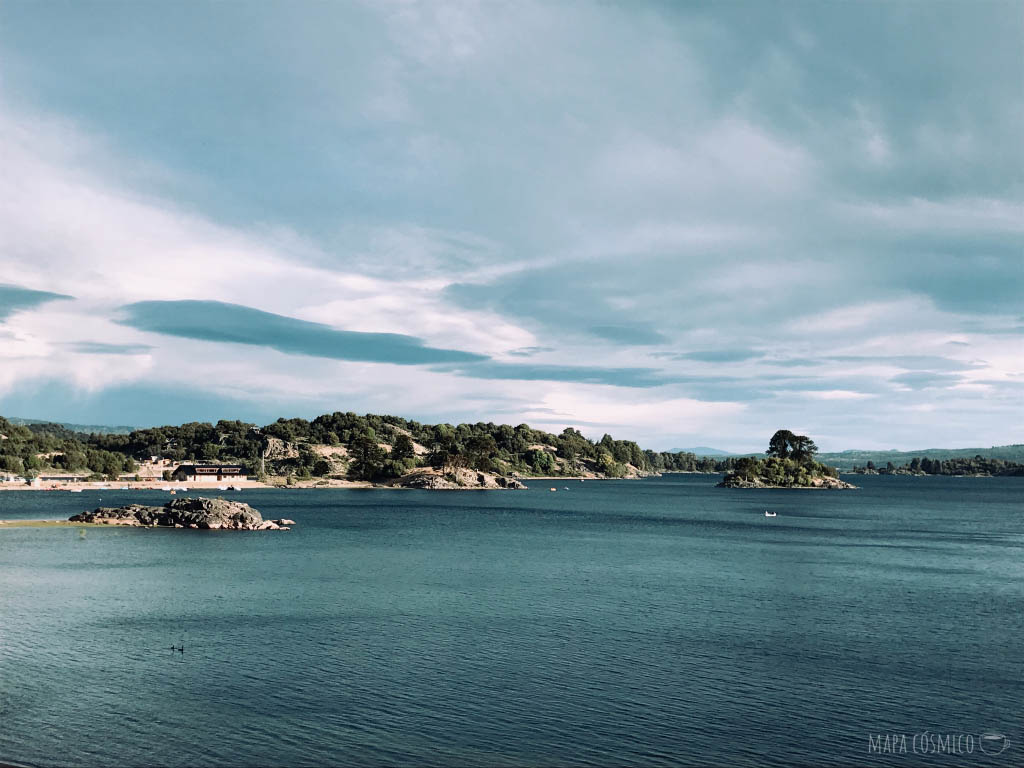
[0,478,377,492]
[0,519,101,528]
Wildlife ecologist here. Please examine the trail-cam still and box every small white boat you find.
[217,486,228,491]
[764,510,777,518]
[549,487,557,492]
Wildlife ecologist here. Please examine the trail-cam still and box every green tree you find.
[428,425,466,475]
[766,430,796,459]
[466,433,498,471]
[766,429,817,464]
[102,453,122,480]
[790,435,818,463]
[0,455,25,474]
[391,434,415,462]
[349,433,386,481]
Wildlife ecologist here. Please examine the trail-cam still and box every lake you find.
[1,474,1021,767]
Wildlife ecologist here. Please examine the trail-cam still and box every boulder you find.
[397,472,459,490]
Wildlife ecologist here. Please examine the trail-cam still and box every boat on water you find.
[764,510,777,517]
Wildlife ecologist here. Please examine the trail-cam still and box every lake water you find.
[1,474,1021,767]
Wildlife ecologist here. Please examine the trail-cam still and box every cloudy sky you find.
[0,2,1021,451]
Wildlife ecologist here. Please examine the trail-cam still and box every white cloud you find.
[0,97,536,363]
[521,385,745,439]
[1,1,1022,449]
[799,390,875,401]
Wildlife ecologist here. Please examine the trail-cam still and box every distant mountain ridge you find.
[6,417,137,436]
[668,444,1024,467]
[817,445,1024,469]
[669,446,734,456]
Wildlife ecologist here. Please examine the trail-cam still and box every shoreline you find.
[0,474,653,492]
[0,519,108,528]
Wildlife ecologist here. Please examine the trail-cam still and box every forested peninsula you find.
[1,413,745,490]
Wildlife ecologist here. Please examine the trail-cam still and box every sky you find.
[0,1,1021,452]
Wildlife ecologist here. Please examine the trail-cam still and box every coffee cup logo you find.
[979,732,1009,756]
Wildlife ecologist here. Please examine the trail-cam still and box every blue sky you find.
[0,1,1020,451]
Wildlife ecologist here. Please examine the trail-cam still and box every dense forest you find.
[0,413,744,483]
[0,418,137,479]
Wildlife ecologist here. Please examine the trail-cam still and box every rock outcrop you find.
[69,497,294,529]
[263,437,299,462]
[717,474,856,490]
[392,468,527,490]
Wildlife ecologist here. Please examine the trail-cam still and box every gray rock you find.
[716,474,856,490]
[393,469,527,490]
[69,497,294,530]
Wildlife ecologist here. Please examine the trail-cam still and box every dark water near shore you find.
[1,474,1022,767]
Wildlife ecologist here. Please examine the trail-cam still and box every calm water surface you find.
[1,475,1022,767]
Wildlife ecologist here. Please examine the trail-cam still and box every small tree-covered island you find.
[718,430,856,490]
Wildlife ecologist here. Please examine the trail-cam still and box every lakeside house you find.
[173,464,248,482]
[39,473,90,483]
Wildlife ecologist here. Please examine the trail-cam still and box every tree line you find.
[3,415,881,485]
[852,456,1024,476]
[0,418,136,479]
[2,413,675,483]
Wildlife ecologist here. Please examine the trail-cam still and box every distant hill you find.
[670,446,735,456]
[818,445,1024,470]
[0,412,658,484]
[664,443,1024,468]
[6,417,137,436]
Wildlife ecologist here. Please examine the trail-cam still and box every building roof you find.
[175,464,246,472]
